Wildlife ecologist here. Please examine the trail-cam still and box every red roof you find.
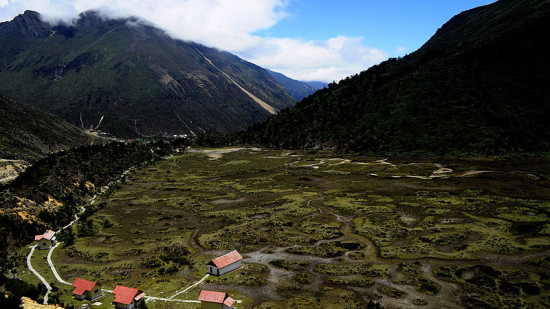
[71,278,97,295]
[35,230,55,241]
[198,290,227,303]
[209,250,243,269]
[224,296,235,307]
[113,285,141,305]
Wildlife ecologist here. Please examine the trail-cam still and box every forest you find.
[240,0,550,155]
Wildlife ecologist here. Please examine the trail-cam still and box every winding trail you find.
[25,168,133,304]
[46,243,71,286]
[27,246,52,305]
[31,166,213,305]
[41,170,133,288]
[99,289,202,304]
[145,296,200,303]
[169,274,210,299]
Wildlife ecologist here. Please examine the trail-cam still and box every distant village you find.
[86,128,189,143]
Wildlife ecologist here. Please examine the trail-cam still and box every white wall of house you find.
[219,260,242,276]
[37,239,52,249]
[115,300,135,309]
[208,265,219,276]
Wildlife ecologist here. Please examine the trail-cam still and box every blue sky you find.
[258,0,497,56]
[0,0,497,82]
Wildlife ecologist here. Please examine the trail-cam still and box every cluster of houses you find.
[70,279,145,309]
[34,230,243,308]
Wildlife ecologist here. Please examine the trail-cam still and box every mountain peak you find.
[77,9,106,22]
[22,10,41,18]
[3,10,51,38]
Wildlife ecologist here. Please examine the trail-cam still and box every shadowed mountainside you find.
[242,0,550,155]
[0,93,94,161]
[0,10,296,138]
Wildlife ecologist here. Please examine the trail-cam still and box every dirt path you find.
[189,225,204,254]
[101,288,203,304]
[27,246,52,304]
[25,168,134,303]
[169,274,209,299]
[46,243,71,286]
[145,296,200,303]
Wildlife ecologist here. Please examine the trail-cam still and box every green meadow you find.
[19,149,550,308]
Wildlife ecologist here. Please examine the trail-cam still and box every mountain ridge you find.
[0,10,297,138]
[267,69,327,101]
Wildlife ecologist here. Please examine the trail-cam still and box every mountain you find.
[267,69,325,100]
[0,11,296,138]
[0,93,94,161]
[304,81,328,91]
[242,0,550,155]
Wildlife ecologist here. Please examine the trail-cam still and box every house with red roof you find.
[34,230,56,249]
[198,290,235,309]
[71,278,103,301]
[207,250,243,276]
[112,285,145,309]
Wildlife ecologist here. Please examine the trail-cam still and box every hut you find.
[198,290,235,309]
[34,230,56,249]
[72,278,103,300]
[207,250,243,276]
[112,285,145,309]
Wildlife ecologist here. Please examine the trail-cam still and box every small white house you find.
[207,250,243,276]
[34,230,56,249]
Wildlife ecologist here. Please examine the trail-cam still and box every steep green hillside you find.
[0,11,296,137]
[0,94,94,160]
[243,0,550,155]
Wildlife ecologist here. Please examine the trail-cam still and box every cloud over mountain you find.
[0,0,387,82]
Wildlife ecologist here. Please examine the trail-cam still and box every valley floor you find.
[13,149,550,308]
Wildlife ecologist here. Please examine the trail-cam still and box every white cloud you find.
[0,0,388,82]
[395,46,408,56]
[248,36,387,82]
